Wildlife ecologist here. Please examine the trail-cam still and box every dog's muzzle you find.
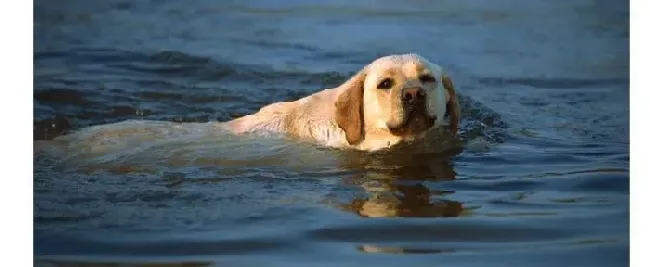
[387,87,436,133]
[402,87,426,106]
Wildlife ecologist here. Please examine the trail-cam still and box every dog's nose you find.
[402,87,425,104]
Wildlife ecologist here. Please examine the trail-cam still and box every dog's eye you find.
[419,74,436,83]
[377,78,393,89]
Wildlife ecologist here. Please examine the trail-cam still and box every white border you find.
[0,0,34,265]
[630,0,645,266]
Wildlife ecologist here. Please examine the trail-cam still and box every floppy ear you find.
[442,74,461,136]
[335,69,367,145]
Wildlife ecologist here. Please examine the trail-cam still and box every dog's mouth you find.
[388,107,436,136]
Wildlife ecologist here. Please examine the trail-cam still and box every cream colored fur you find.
[39,54,461,156]
[222,53,461,151]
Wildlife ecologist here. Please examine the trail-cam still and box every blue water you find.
[34,0,629,266]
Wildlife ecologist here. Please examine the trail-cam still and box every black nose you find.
[402,88,425,104]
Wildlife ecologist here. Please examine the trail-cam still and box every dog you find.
[222,53,461,151]
[36,53,461,161]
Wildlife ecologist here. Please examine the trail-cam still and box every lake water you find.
[33,0,629,266]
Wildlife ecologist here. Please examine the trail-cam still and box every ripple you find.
[358,244,456,255]
[35,233,296,256]
[35,211,101,224]
[476,76,628,89]
[34,115,74,140]
[305,221,580,243]
[36,259,215,267]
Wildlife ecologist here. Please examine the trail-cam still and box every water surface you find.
[34,0,629,266]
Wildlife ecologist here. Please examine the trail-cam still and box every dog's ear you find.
[442,74,461,136]
[335,68,367,145]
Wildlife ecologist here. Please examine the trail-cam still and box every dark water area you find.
[34,0,629,266]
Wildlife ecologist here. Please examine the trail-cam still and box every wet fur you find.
[40,54,461,154]
[224,53,461,151]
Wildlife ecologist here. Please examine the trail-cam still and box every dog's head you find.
[335,54,460,145]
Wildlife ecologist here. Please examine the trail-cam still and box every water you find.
[33,0,629,266]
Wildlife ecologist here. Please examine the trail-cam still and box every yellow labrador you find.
[38,53,460,158]
[223,53,460,151]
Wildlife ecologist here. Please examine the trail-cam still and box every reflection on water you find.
[346,182,463,218]
[339,158,463,218]
[358,244,455,255]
